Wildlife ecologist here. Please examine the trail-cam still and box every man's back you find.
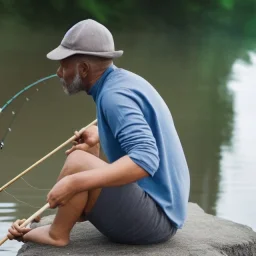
[89,66,190,228]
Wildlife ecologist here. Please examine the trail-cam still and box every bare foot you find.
[23,225,69,246]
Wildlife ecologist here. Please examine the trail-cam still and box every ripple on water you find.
[0,203,21,256]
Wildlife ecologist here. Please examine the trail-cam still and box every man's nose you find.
[56,67,62,78]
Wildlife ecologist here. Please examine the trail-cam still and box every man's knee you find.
[59,150,95,179]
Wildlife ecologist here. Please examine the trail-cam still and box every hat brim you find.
[47,45,123,60]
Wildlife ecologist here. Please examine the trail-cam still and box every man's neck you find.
[86,64,112,92]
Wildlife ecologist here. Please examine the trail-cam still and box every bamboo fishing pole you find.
[0,203,50,246]
[0,119,97,192]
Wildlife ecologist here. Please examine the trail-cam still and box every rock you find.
[17,203,256,256]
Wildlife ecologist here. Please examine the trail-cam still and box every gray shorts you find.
[86,183,177,245]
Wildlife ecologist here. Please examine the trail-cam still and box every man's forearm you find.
[71,155,149,193]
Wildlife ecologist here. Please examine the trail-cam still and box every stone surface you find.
[17,203,256,256]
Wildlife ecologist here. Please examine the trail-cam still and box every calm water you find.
[0,19,255,255]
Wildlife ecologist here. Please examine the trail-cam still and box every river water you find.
[0,19,255,255]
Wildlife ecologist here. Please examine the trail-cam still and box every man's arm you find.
[101,89,160,177]
[71,155,149,193]
[47,155,149,208]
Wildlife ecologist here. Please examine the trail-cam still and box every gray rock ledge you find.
[17,203,256,256]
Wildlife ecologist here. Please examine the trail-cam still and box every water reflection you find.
[217,53,256,231]
[0,203,20,256]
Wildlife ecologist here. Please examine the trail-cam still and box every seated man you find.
[8,19,190,246]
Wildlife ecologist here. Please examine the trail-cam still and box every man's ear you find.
[78,61,89,79]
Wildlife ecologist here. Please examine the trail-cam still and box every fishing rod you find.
[0,119,98,191]
[0,119,98,245]
[0,74,57,149]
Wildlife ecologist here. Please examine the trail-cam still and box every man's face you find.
[57,58,84,95]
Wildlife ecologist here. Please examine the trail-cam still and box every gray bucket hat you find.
[47,19,123,60]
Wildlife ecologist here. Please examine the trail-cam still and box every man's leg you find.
[23,150,108,246]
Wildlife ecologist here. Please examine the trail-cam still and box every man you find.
[8,19,190,246]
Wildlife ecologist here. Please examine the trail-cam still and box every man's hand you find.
[7,219,31,242]
[47,176,76,208]
[66,125,100,155]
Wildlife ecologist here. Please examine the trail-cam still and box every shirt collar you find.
[88,64,115,101]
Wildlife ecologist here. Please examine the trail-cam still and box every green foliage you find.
[0,0,255,37]
[219,0,234,10]
[76,0,110,22]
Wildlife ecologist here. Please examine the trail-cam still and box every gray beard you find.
[60,73,84,95]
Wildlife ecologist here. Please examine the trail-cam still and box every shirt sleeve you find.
[100,88,160,176]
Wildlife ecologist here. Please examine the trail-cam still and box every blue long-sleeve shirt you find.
[88,65,190,228]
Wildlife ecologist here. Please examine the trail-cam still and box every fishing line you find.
[0,74,57,113]
[0,74,57,150]
[20,177,51,191]
[2,174,51,210]
[2,177,51,209]
[0,89,39,149]
[0,74,57,210]
[3,189,44,209]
